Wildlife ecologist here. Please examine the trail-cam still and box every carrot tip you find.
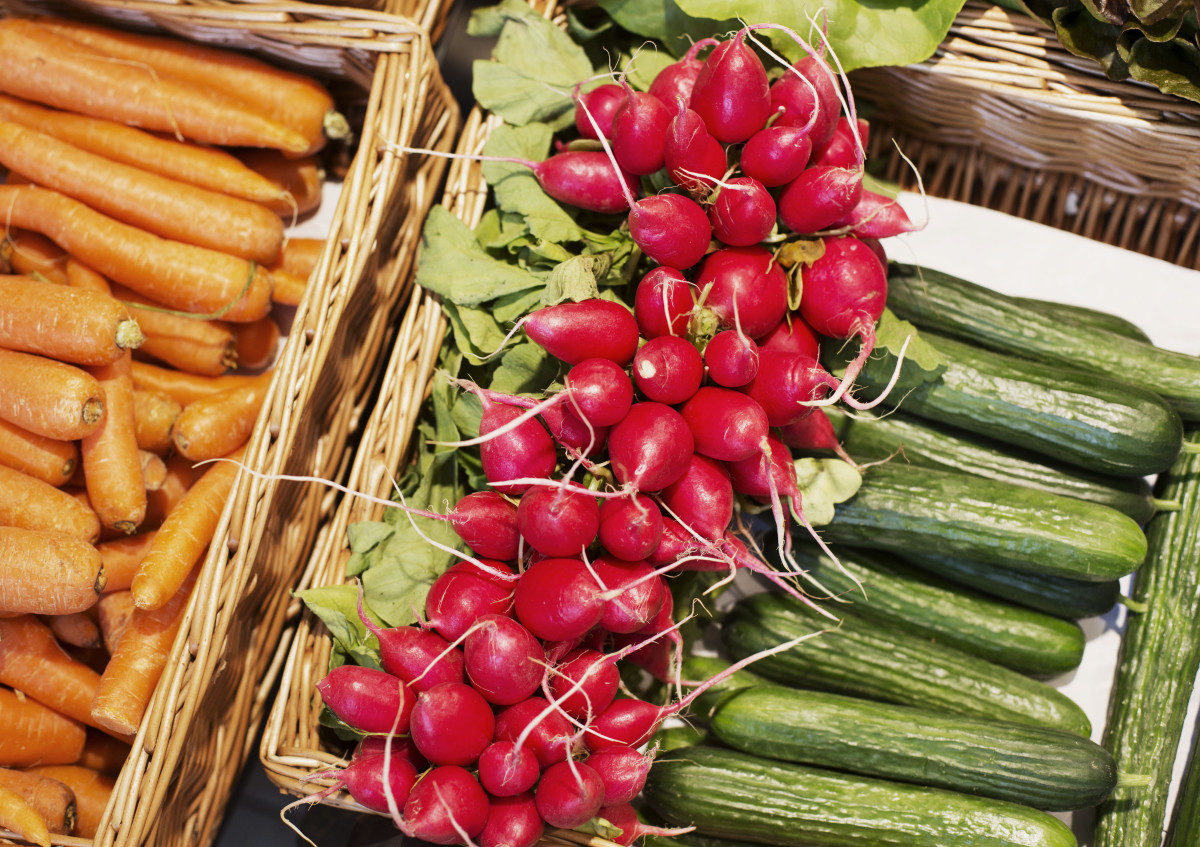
[82,397,105,426]
[116,319,146,351]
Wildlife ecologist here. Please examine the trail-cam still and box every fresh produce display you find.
[0,13,342,845]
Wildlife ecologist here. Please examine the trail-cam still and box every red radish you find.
[607,402,696,492]
[740,348,837,427]
[778,165,864,235]
[541,403,610,456]
[689,31,771,143]
[513,557,605,642]
[759,316,821,359]
[338,748,419,814]
[535,761,606,829]
[610,86,673,175]
[779,406,856,466]
[629,192,712,270]
[403,766,490,844]
[726,435,798,499]
[585,746,654,805]
[648,38,719,109]
[598,802,692,846]
[860,235,888,268]
[679,386,770,462]
[707,177,776,246]
[663,101,728,196]
[597,495,663,562]
[633,266,694,339]
[769,54,840,146]
[494,696,575,768]
[547,647,620,721]
[812,116,869,169]
[516,485,600,558]
[833,189,919,239]
[356,734,428,771]
[525,299,640,366]
[371,624,466,694]
[409,682,496,766]
[464,614,546,706]
[740,125,813,187]
[704,330,759,388]
[693,246,788,339]
[632,336,704,405]
[425,559,516,643]
[316,665,415,735]
[471,149,639,215]
[590,555,666,634]
[478,402,558,496]
[616,626,677,682]
[480,792,544,847]
[647,518,709,568]
[660,453,734,541]
[564,358,634,427]
[575,83,626,140]
[447,491,521,560]
[478,741,540,797]
[583,698,664,751]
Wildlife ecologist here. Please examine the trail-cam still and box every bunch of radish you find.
[306,23,918,847]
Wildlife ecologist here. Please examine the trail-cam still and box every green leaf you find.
[794,457,863,526]
[416,206,544,308]
[490,343,562,396]
[483,124,588,245]
[467,0,542,36]
[540,254,611,306]
[294,583,381,670]
[443,301,509,365]
[452,392,485,440]
[1051,4,1131,77]
[868,309,948,380]
[1125,33,1200,101]
[597,0,740,57]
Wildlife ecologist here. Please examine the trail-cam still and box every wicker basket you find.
[1,3,459,845]
[851,0,1200,270]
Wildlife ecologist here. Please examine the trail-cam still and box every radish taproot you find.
[663,101,728,196]
[610,86,673,176]
[515,485,600,558]
[680,386,770,462]
[409,681,496,766]
[597,494,663,562]
[740,124,812,187]
[525,300,640,366]
[693,246,788,339]
[608,402,696,492]
[513,556,605,642]
[480,792,544,847]
[316,665,416,735]
[535,760,606,828]
[477,741,540,797]
[647,38,719,109]
[463,614,545,706]
[632,336,704,405]
[689,30,771,143]
[704,330,759,388]
[633,267,694,339]
[402,766,490,844]
[425,559,516,642]
[547,647,621,721]
[707,177,776,247]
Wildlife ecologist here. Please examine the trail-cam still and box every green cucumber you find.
[722,592,1092,736]
[821,461,1147,582]
[1094,428,1200,847]
[901,551,1121,620]
[845,329,1183,477]
[887,263,1200,421]
[831,407,1161,523]
[791,543,1085,677]
[678,654,769,720]
[710,684,1117,810]
[1015,296,1152,343]
[1166,720,1200,847]
[643,745,1078,847]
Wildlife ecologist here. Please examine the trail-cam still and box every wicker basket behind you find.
[852,1,1200,270]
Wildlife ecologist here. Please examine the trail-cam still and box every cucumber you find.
[832,407,1161,523]
[1015,296,1152,343]
[844,328,1184,477]
[710,684,1117,810]
[678,654,769,720]
[722,592,1092,736]
[821,461,1147,582]
[1094,428,1200,847]
[790,543,1085,677]
[643,745,1078,847]
[887,262,1200,421]
[1166,720,1200,847]
[901,551,1121,620]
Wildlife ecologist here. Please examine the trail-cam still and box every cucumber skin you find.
[888,263,1200,421]
[1015,297,1152,344]
[710,685,1117,811]
[722,592,1093,737]
[644,745,1078,847]
[821,462,1147,582]
[794,544,1085,677]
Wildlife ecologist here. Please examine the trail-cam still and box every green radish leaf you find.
[847,309,948,394]
[597,0,740,57]
[794,457,863,526]
[540,254,611,305]
[416,206,544,307]
[452,392,485,440]
[294,583,382,670]
[494,288,546,323]
[443,301,509,365]
[467,0,547,36]
[490,342,562,396]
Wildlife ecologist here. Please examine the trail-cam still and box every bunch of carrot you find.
[0,13,342,845]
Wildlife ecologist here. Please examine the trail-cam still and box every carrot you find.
[0,527,105,616]
[142,455,196,531]
[172,372,273,461]
[0,121,286,264]
[0,185,273,323]
[35,16,338,156]
[130,390,179,457]
[0,19,312,155]
[96,592,134,655]
[274,236,326,279]
[1,229,66,285]
[129,360,260,408]
[0,783,51,847]
[0,93,287,204]
[130,449,242,610]
[0,419,76,487]
[80,352,146,535]
[270,268,308,308]
[24,765,112,839]
[0,348,106,441]
[114,284,236,377]
[0,686,87,767]
[96,533,155,596]
[76,730,129,777]
[40,612,101,650]
[0,274,144,366]
[91,568,197,737]
[231,315,281,372]
[139,451,167,492]
[0,767,75,836]
[0,465,100,542]
[240,149,325,217]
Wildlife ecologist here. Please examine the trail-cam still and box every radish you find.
[315,665,415,735]
[494,696,576,768]
[647,38,719,109]
[769,54,840,145]
[812,116,870,169]
[564,358,634,427]
[574,83,626,140]
[689,31,772,143]
[706,177,776,247]
[628,192,713,270]
[759,316,821,359]
[480,792,544,847]
[447,491,521,560]
[409,681,496,766]
[703,330,759,388]
[663,101,728,197]
[464,614,546,706]
[778,165,864,235]
[633,266,694,339]
[478,402,558,496]
[547,647,620,721]
[525,299,640,366]
[610,85,673,176]
[591,555,667,634]
[477,741,540,797]
[541,403,609,456]
[513,556,605,642]
[779,406,857,466]
[632,336,704,405]
[402,765,490,844]
[598,802,693,846]
[369,624,465,694]
[833,188,920,239]
[516,484,600,559]
[356,734,427,771]
[339,748,420,815]
[585,745,654,806]
[425,560,516,642]
[660,453,734,541]
[740,124,812,187]
[647,518,709,568]
[597,495,663,562]
[679,386,770,462]
[535,760,606,829]
[693,246,788,339]
[607,402,695,493]
[860,235,888,268]
[725,435,798,499]
[740,348,838,427]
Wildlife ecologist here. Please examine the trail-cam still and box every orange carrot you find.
[0,185,273,323]
[0,19,311,154]
[40,612,100,651]
[0,783,51,847]
[96,591,134,656]
[0,767,75,836]
[240,149,325,217]
[172,372,273,461]
[91,568,197,736]
[64,257,111,295]
[0,348,105,441]
[0,274,144,366]
[81,352,146,535]
[129,360,260,408]
[36,16,338,156]
[142,456,196,532]
[96,533,155,596]
[0,465,100,542]
[0,93,286,204]
[0,527,105,616]
[0,686,86,767]
[76,730,129,777]
[130,449,242,610]
[114,284,236,377]
[274,236,326,279]
[270,268,308,308]
[231,315,281,372]
[2,229,66,285]
[130,389,180,457]
[0,120,285,264]
[24,765,112,839]
[0,419,76,487]
[139,451,167,492]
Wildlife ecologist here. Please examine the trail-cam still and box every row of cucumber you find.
[639,267,1200,847]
